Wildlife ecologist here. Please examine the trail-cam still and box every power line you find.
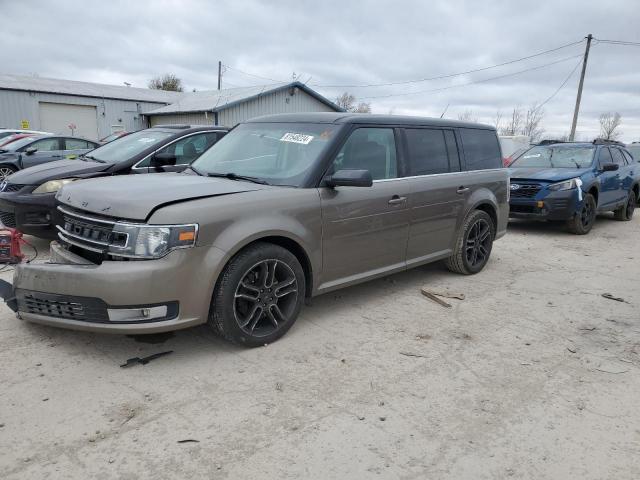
[537,58,583,109]
[314,39,585,88]
[594,38,640,46]
[222,64,286,83]
[359,53,584,100]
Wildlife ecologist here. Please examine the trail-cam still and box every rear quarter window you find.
[459,128,501,171]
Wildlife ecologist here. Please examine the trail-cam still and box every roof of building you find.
[144,82,343,115]
[248,112,495,129]
[0,73,184,103]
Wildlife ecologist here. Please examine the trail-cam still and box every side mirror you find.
[325,169,373,188]
[150,152,177,171]
[25,147,37,155]
[601,163,619,172]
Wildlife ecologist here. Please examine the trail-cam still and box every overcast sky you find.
[1,0,638,141]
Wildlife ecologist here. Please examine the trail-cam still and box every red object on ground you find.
[0,227,24,263]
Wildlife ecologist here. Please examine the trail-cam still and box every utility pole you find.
[569,34,593,141]
[217,61,222,90]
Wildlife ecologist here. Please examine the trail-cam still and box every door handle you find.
[457,186,470,194]
[388,195,407,205]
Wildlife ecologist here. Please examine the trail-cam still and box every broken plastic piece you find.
[120,350,174,368]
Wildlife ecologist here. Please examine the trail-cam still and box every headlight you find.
[33,178,76,194]
[548,178,578,191]
[108,223,197,259]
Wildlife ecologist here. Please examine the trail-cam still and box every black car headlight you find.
[108,223,197,259]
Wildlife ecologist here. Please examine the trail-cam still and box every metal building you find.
[144,82,342,127]
[0,74,182,140]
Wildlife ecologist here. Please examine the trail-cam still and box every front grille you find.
[0,211,16,227]
[57,206,128,254]
[15,289,109,323]
[510,183,542,198]
[2,184,25,193]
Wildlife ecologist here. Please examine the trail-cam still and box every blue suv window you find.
[597,147,613,167]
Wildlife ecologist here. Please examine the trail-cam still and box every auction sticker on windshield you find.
[280,133,314,145]
[138,137,159,144]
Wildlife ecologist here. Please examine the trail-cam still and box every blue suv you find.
[508,140,638,234]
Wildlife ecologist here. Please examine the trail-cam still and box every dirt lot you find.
[1,214,639,480]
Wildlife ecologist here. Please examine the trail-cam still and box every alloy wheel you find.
[465,219,491,268]
[0,167,14,181]
[233,259,298,337]
[580,201,594,228]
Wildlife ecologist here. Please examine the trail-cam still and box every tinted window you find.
[459,129,501,170]
[332,128,397,181]
[610,148,626,166]
[140,132,220,167]
[65,138,91,150]
[598,147,613,167]
[29,138,60,152]
[405,128,449,175]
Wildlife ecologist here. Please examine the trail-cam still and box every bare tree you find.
[599,112,622,140]
[148,73,184,92]
[499,107,523,136]
[521,102,545,142]
[457,109,478,123]
[335,92,371,113]
[493,110,503,131]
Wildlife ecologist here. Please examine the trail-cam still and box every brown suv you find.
[5,113,509,346]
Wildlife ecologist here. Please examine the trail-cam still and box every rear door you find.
[402,128,466,264]
[19,137,64,168]
[596,147,619,207]
[318,127,411,291]
[610,147,633,203]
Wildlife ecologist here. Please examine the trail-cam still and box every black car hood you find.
[508,167,589,182]
[7,159,110,185]
[57,173,268,221]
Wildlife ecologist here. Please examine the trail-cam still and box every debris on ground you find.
[420,287,466,308]
[120,350,174,368]
[177,439,200,444]
[601,293,629,304]
[399,351,428,358]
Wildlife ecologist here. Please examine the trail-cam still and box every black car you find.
[0,125,228,238]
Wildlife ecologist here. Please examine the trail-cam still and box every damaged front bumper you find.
[1,241,226,334]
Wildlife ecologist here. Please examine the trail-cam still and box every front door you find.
[319,127,411,291]
[20,137,64,168]
[596,147,620,208]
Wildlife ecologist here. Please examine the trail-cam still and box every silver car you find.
[6,113,509,346]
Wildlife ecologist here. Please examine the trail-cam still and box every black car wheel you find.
[209,242,305,346]
[567,193,596,235]
[445,209,495,275]
[613,190,636,221]
[0,165,16,181]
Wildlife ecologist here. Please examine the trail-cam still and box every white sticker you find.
[280,133,314,145]
[138,137,158,144]
[523,153,541,158]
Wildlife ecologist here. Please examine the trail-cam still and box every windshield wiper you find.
[187,165,203,176]
[206,172,270,185]
[82,154,106,163]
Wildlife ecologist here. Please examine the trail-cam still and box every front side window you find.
[331,127,397,181]
[140,132,220,167]
[86,129,174,163]
[29,138,60,152]
[191,123,339,186]
[512,145,595,169]
[597,147,613,167]
[405,128,450,176]
[459,129,501,170]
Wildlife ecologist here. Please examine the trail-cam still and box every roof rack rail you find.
[592,138,625,146]
[151,124,192,129]
[537,139,567,145]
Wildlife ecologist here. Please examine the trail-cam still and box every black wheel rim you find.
[0,168,14,181]
[626,195,635,218]
[233,259,298,337]
[580,200,594,227]
[465,219,491,267]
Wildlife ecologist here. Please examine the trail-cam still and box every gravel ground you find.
[1,214,639,480]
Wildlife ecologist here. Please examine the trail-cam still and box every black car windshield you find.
[510,145,595,168]
[191,122,340,186]
[84,130,173,163]
[628,144,640,162]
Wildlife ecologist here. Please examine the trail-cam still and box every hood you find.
[57,172,268,221]
[508,167,589,182]
[7,159,110,185]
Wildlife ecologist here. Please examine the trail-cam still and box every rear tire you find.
[567,193,596,235]
[208,242,305,347]
[445,210,495,275]
[613,190,636,221]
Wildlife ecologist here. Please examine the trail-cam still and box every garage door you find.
[39,102,99,140]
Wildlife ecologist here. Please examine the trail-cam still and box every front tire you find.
[613,190,636,221]
[445,209,495,275]
[209,242,305,347]
[567,193,596,235]
[0,165,17,181]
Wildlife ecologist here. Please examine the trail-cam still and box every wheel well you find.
[475,203,497,231]
[588,186,599,205]
[245,236,313,298]
[633,183,639,200]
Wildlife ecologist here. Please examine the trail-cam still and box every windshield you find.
[85,129,173,163]
[100,132,125,143]
[628,145,640,162]
[191,122,340,186]
[510,145,595,169]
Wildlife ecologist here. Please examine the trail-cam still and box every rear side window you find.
[405,128,450,175]
[622,150,635,164]
[610,148,626,166]
[459,129,501,171]
[65,138,91,150]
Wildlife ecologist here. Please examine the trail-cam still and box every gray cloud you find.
[1,0,638,140]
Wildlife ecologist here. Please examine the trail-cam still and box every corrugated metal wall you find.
[147,87,336,128]
[0,89,168,140]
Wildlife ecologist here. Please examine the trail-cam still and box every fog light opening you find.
[107,305,168,322]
